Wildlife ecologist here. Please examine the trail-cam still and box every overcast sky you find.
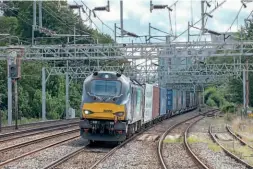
[67,0,253,43]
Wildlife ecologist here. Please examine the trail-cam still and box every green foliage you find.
[0,16,18,34]
[221,102,236,113]
[0,2,114,121]
[206,98,217,107]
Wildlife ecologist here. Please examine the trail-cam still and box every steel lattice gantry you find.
[2,41,253,122]
[1,41,253,60]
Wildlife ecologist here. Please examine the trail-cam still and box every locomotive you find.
[79,71,198,143]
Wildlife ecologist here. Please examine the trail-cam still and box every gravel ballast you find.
[0,127,78,149]
[0,132,79,165]
[188,116,247,169]
[95,108,209,169]
[2,137,86,169]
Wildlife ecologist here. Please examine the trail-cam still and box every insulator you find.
[153,5,167,9]
[94,7,107,11]
[127,32,138,37]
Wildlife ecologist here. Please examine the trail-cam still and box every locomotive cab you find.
[79,71,131,142]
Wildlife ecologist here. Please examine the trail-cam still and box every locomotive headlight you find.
[114,112,124,117]
[83,110,93,115]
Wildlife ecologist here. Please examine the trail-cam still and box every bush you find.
[221,102,236,113]
[206,98,217,107]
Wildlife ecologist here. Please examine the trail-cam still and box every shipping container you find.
[197,92,202,105]
[177,90,182,111]
[167,89,173,112]
[182,91,186,110]
[152,86,160,119]
[186,91,190,107]
[159,87,167,116]
[144,84,153,123]
[172,89,177,111]
[130,86,144,123]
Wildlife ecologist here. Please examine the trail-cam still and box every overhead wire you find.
[172,0,226,42]
[43,3,92,36]
[225,5,243,33]
[79,0,119,36]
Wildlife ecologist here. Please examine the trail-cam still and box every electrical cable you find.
[168,10,174,36]
[43,3,91,36]
[225,5,243,33]
[79,0,118,36]
[172,0,226,42]
[150,26,170,35]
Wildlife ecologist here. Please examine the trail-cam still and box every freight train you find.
[79,71,199,143]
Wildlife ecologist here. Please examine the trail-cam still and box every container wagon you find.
[152,86,160,122]
[159,87,167,119]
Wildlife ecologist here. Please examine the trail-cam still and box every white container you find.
[144,83,153,123]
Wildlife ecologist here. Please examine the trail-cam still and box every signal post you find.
[7,48,22,129]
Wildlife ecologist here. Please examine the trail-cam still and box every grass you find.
[163,136,183,143]
[228,145,253,166]
[187,135,222,152]
[208,143,222,152]
[164,135,222,152]
[187,135,201,144]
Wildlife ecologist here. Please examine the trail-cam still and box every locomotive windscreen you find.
[90,80,121,96]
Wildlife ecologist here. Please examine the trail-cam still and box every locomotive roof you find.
[84,71,129,82]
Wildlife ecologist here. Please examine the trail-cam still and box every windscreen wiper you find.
[105,94,123,102]
[87,92,102,101]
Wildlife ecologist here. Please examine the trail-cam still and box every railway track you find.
[0,128,79,152]
[42,119,152,169]
[0,120,78,138]
[1,118,79,132]
[42,108,212,169]
[226,126,253,150]
[0,124,78,143]
[209,125,253,169]
[0,128,80,167]
[157,110,216,169]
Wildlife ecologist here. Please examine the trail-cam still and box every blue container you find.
[167,89,173,111]
[159,88,167,116]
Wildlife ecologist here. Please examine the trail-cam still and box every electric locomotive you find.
[79,71,144,143]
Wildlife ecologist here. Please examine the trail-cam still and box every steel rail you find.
[42,145,113,169]
[88,107,199,169]
[31,106,198,169]
[0,124,78,143]
[184,116,210,169]
[1,118,79,130]
[0,135,79,167]
[42,147,87,169]
[226,125,253,150]
[0,121,78,138]
[88,124,152,169]
[0,128,79,153]
[157,109,217,169]
[209,125,253,169]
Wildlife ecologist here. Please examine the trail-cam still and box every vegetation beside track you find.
[0,1,115,122]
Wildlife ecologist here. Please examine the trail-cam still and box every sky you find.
[68,0,253,43]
